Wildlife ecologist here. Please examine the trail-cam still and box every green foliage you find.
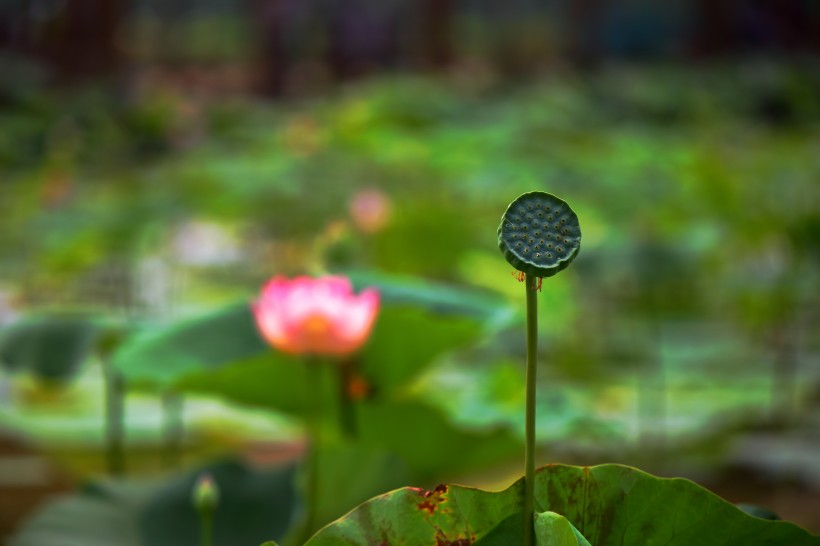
[10,459,298,546]
[355,399,520,479]
[306,464,820,545]
[113,272,509,396]
[139,460,297,546]
[347,271,510,323]
[111,276,519,484]
[0,316,98,382]
[305,445,413,534]
[112,302,269,389]
[358,305,486,397]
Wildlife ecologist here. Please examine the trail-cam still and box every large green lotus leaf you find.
[0,316,98,382]
[357,305,486,396]
[112,302,273,388]
[334,272,512,394]
[139,459,298,546]
[347,271,511,324]
[305,464,819,545]
[291,444,415,540]
[175,305,496,412]
[351,269,513,398]
[355,399,521,479]
[176,351,319,415]
[10,459,298,546]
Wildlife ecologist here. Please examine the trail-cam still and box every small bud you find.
[192,473,220,514]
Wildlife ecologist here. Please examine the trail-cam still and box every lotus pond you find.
[0,60,819,545]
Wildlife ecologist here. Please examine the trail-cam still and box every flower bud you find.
[192,473,220,514]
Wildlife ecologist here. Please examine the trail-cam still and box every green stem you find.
[102,358,126,476]
[524,274,538,546]
[298,359,323,544]
[337,360,358,439]
[200,512,213,546]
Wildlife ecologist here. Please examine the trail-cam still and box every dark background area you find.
[1,0,818,90]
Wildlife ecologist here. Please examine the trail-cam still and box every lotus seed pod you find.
[192,473,220,514]
[498,191,581,278]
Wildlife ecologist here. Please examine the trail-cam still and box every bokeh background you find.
[0,1,819,544]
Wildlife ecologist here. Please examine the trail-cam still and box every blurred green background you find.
[0,1,819,544]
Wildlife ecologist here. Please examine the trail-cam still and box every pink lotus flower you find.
[252,275,380,357]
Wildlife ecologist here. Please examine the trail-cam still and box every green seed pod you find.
[498,191,581,278]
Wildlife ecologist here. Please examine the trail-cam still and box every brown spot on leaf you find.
[416,484,449,513]
[433,484,448,495]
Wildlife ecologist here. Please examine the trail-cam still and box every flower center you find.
[303,314,332,336]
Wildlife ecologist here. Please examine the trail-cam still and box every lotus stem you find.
[524,274,538,546]
[102,358,126,476]
[337,360,358,439]
[298,358,323,545]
